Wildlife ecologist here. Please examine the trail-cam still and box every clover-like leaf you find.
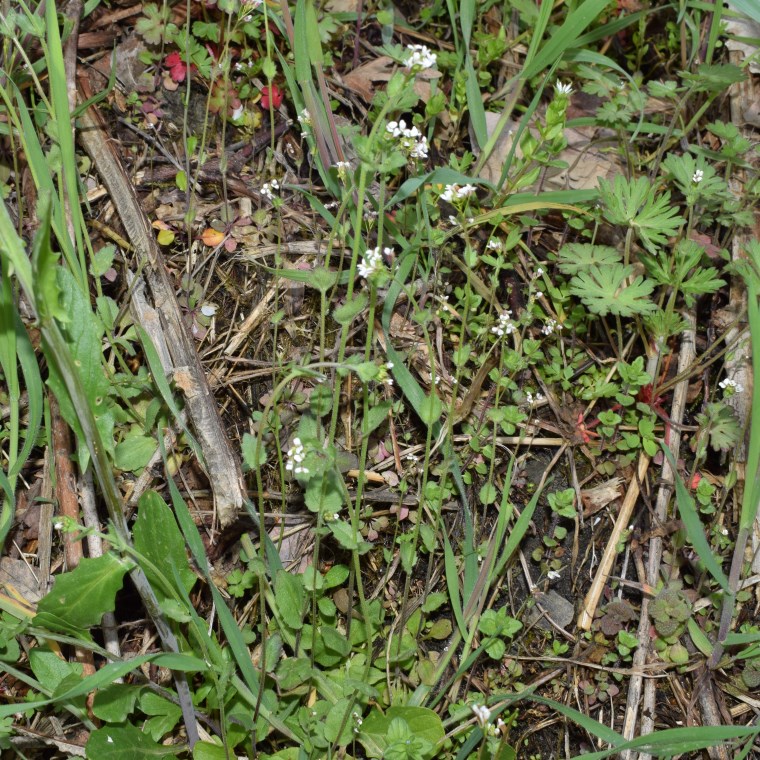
[569,264,656,317]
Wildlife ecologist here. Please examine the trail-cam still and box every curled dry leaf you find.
[342,56,441,103]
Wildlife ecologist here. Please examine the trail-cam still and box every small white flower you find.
[386,361,394,369]
[286,437,307,473]
[405,44,437,71]
[555,81,573,96]
[487,239,502,251]
[692,169,704,184]
[536,266,544,277]
[200,302,218,317]
[358,246,390,279]
[261,179,280,201]
[542,318,561,336]
[491,310,515,338]
[525,391,544,406]
[440,184,477,203]
[547,569,562,580]
[719,377,744,394]
[298,109,311,127]
[231,103,244,120]
[471,704,491,728]
[721,527,729,536]
[410,136,429,159]
[534,290,543,299]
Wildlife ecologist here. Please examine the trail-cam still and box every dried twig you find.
[77,82,245,528]
[577,451,651,630]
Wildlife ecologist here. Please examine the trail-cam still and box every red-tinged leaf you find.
[164,51,188,83]
[260,83,284,109]
[201,228,225,247]
[224,237,237,252]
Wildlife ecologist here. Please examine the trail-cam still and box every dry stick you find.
[620,317,696,760]
[577,451,651,631]
[76,89,245,528]
[723,50,759,575]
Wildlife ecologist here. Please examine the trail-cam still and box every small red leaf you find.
[260,83,284,109]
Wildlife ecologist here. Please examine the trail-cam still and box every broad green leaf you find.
[333,293,368,325]
[114,434,156,472]
[31,194,67,322]
[359,707,444,759]
[46,267,116,468]
[134,491,197,602]
[86,722,179,758]
[29,645,83,694]
[305,467,344,514]
[419,393,443,426]
[274,569,305,630]
[34,554,131,632]
[261,263,341,291]
[241,432,267,471]
[192,742,230,760]
[324,696,354,745]
[91,683,141,722]
[90,245,116,278]
[139,691,182,741]
[329,520,364,552]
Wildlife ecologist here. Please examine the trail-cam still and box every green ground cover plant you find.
[0,0,759,757]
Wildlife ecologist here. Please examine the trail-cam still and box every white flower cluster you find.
[486,239,502,251]
[358,246,392,279]
[285,438,309,475]
[692,169,704,184]
[439,184,477,203]
[526,390,544,406]
[471,704,491,728]
[381,360,394,386]
[491,310,515,338]
[261,179,280,200]
[542,318,561,335]
[555,81,573,96]
[298,109,311,127]
[386,119,429,159]
[719,377,744,394]
[405,44,437,71]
